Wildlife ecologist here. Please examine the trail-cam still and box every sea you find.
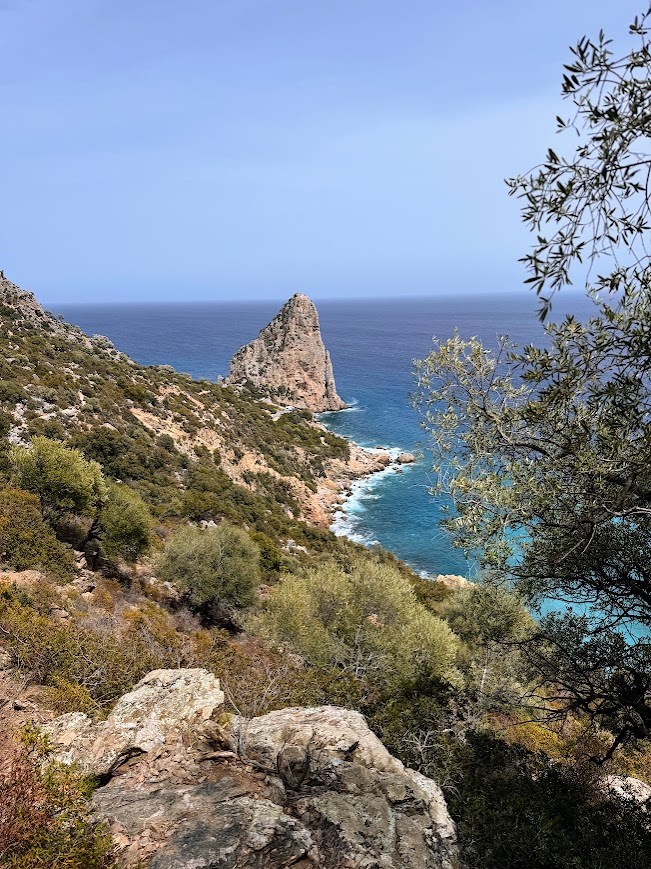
[54,292,590,581]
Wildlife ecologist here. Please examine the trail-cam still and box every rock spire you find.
[227,292,346,412]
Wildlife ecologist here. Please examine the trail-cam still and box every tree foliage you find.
[416,8,651,757]
[506,7,651,318]
[0,487,75,580]
[156,523,260,613]
[9,437,106,525]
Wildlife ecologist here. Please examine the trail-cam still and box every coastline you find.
[315,423,471,590]
[329,445,404,544]
[311,416,415,540]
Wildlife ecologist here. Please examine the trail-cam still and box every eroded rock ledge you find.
[43,668,459,868]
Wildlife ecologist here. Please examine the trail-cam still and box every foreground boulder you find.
[227,293,346,412]
[43,668,224,777]
[44,668,458,868]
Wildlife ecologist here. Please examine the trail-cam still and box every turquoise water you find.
[55,293,580,578]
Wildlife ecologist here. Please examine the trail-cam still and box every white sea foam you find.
[317,399,362,417]
[330,448,414,541]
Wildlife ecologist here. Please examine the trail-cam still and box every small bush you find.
[156,523,260,613]
[250,531,284,579]
[98,482,153,563]
[0,487,75,580]
[0,579,213,713]
[256,560,461,692]
[0,733,114,868]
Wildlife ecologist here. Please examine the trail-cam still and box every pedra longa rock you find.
[227,293,347,413]
[43,668,459,869]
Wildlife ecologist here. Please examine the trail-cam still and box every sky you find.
[0,0,639,303]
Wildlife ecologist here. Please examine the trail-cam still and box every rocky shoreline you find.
[310,418,415,532]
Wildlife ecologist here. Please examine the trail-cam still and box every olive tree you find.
[9,437,107,524]
[416,9,651,758]
[156,523,260,621]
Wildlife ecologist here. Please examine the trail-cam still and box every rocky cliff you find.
[43,668,459,868]
[227,293,346,412]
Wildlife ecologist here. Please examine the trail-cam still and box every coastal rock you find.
[435,574,471,592]
[45,669,458,868]
[397,451,416,464]
[227,293,346,412]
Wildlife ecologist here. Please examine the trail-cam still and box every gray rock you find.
[43,668,224,776]
[228,705,458,868]
[46,670,458,868]
[605,775,651,807]
[95,782,317,868]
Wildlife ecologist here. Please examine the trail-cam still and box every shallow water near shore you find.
[55,292,590,579]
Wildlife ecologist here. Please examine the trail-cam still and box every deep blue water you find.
[54,293,588,579]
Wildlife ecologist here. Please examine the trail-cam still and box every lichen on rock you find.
[43,668,459,868]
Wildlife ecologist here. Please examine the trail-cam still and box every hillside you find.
[1,275,651,869]
[0,274,384,548]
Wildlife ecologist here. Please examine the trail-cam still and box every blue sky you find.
[0,0,635,302]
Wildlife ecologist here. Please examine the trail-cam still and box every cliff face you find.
[227,293,346,412]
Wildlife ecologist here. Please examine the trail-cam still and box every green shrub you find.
[250,531,284,579]
[9,438,106,524]
[98,482,153,563]
[157,523,260,613]
[0,381,24,406]
[25,418,67,441]
[0,487,75,580]
[256,560,460,691]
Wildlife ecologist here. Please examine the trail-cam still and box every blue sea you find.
[54,293,588,580]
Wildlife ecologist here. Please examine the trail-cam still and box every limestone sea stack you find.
[227,293,346,412]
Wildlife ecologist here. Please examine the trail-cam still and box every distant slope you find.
[0,274,356,550]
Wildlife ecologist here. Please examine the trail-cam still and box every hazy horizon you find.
[2,0,634,304]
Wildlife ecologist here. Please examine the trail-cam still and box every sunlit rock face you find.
[227,293,346,412]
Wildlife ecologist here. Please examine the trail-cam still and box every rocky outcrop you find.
[435,574,472,592]
[227,293,346,412]
[43,669,225,777]
[605,775,651,808]
[0,272,123,358]
[43,668,459,868]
